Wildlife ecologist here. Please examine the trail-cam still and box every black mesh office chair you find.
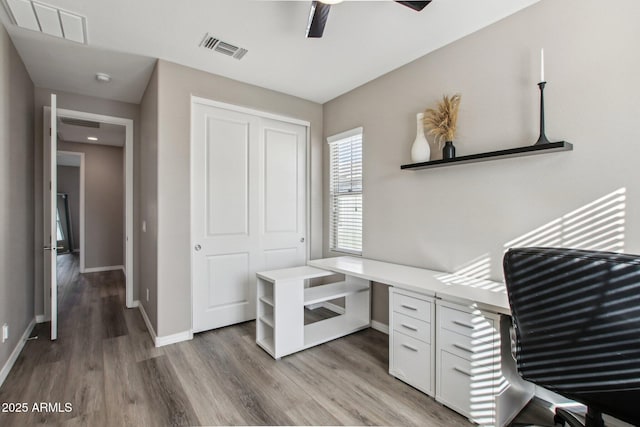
[503,247,640,427]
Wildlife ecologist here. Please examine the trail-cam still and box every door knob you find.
[300,237,305,243]
[194,244,202,251]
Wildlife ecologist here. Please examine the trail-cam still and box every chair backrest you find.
[503,247,640,426]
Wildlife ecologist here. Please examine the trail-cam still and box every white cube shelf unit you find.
[256,266,370,359]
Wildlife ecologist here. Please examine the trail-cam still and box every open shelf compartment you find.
[304,280,369,306]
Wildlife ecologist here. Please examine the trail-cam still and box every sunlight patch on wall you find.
[505,188,626,253]
[435,254,504,292]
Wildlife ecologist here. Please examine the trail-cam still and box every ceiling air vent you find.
[3,0,87,44]
[60,117,100,128]
[199,33,248,60]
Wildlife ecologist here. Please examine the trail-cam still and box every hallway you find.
[0,254,138,425]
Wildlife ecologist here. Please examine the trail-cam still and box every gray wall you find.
[34,88,140,316]
[57,141,124,269]
[0,23,34,372]
[323,0,640,325]
[57,165,80,251]
[139,63,158,333]
[153,59,323,337]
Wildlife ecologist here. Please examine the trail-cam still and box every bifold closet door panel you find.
[192,101,308,333]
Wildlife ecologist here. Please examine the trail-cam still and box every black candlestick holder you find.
[535,81,551,145]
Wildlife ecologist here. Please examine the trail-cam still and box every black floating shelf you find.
[401,141,573,171]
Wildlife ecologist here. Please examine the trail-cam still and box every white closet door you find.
[192,102,307,333]
[260,117,307,271]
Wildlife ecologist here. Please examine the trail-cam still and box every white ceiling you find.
[0,0,539,104]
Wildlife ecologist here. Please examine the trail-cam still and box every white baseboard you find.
[155,330,193,347]
[321,302,389,334]
[322,301,345,314]
[306,303,324,310]
[371,320,389,335]
[136,302,192,347]
[83,265,124,273]
[0,318,36,388]
[137,302,157,344]
[35,314,47,323]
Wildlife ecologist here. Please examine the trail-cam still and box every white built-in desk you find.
[308,256,511,314]
[307,256,534,427]
[256,266,370,360]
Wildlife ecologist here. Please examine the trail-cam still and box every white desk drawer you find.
[393,312,430,344]
[437,350,472,418]
[439,305,493,338]
[393,292,431,320]
[438,325,496,361]
[391,331,432,394]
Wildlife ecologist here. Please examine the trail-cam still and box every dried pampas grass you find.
[423,94,461,147]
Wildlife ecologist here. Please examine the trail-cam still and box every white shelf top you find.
[304,281,369,306]
[259,314,274,328]
[308,256,510,314]
[257,265,335,282]
[259,295,274,306]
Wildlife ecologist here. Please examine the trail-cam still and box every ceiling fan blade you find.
[306,1,331,38]
[395,1,432,12]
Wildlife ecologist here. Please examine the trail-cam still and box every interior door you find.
[191,102,307,333]
[259,117,307,271]
[43,94,58,340]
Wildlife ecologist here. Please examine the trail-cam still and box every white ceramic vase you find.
[410,112,430,163]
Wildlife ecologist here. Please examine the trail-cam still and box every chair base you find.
[554,406,603,427]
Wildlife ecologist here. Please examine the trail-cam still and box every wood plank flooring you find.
[0,254,552,426]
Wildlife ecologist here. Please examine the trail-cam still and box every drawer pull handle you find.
[454,366,472,377]
[453,343,473,353]
[401,343,419,352]
[401,304,418,311]
[401,324,418,332]
[453,320,474,329]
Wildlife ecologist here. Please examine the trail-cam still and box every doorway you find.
[43,105,135,340]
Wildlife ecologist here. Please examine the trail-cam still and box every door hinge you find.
[49,128,51,136]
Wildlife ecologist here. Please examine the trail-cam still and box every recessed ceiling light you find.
[95,72,111,82]
[87,136,98,141]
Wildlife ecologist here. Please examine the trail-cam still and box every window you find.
[328,127,363,255]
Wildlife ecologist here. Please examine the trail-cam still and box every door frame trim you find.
[44,107,135,309]
[190,96,312,333]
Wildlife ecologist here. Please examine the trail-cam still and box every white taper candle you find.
[540,48,545,82]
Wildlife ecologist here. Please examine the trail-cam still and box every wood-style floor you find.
[0,254,552,426]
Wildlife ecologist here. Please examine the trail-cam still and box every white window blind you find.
[328,127,363,255]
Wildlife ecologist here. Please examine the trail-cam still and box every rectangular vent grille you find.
[60,117,100,128]
[199,33,248,60]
